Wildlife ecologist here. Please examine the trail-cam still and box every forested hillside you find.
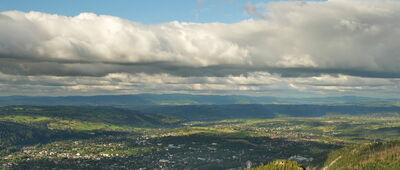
[323,141,400,170]
[249,160,304,170]
[0,106,180,156]
[133,104,400,121]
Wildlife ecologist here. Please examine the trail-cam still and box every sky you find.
[0,0,326,23]
[0,0,399,97]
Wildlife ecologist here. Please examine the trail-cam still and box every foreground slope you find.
[249,160,304,170]
[323,141,400,170]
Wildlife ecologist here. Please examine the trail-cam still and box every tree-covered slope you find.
[0,121,131,157]
[133,104,400,121]
[0,106,181,156]
[0,106,181,128]
[323,141,400,170]
[249,160,304,170]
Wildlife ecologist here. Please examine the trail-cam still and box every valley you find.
[1,105,400,169]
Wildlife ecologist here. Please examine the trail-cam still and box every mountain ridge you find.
[0,94,398,106]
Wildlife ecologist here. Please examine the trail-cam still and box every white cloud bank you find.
[0,72,398,97]
[0,0,399,96]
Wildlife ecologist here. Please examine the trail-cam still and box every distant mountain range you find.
[0,94,398,106]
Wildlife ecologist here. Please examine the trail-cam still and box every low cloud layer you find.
[0,71,399,97]
[0,0,399,96]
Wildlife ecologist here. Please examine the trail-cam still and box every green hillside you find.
[0,106,181,128]
[249,160,304,170]
[0,106,181,156]
[322,141,400,170]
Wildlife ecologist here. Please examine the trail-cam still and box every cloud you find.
[0,0,400,78]
[0,71,398,97]
[0,0,399,96]
[245,2,268,19]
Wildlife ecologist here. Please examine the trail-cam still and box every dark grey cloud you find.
[1,58,399,79]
